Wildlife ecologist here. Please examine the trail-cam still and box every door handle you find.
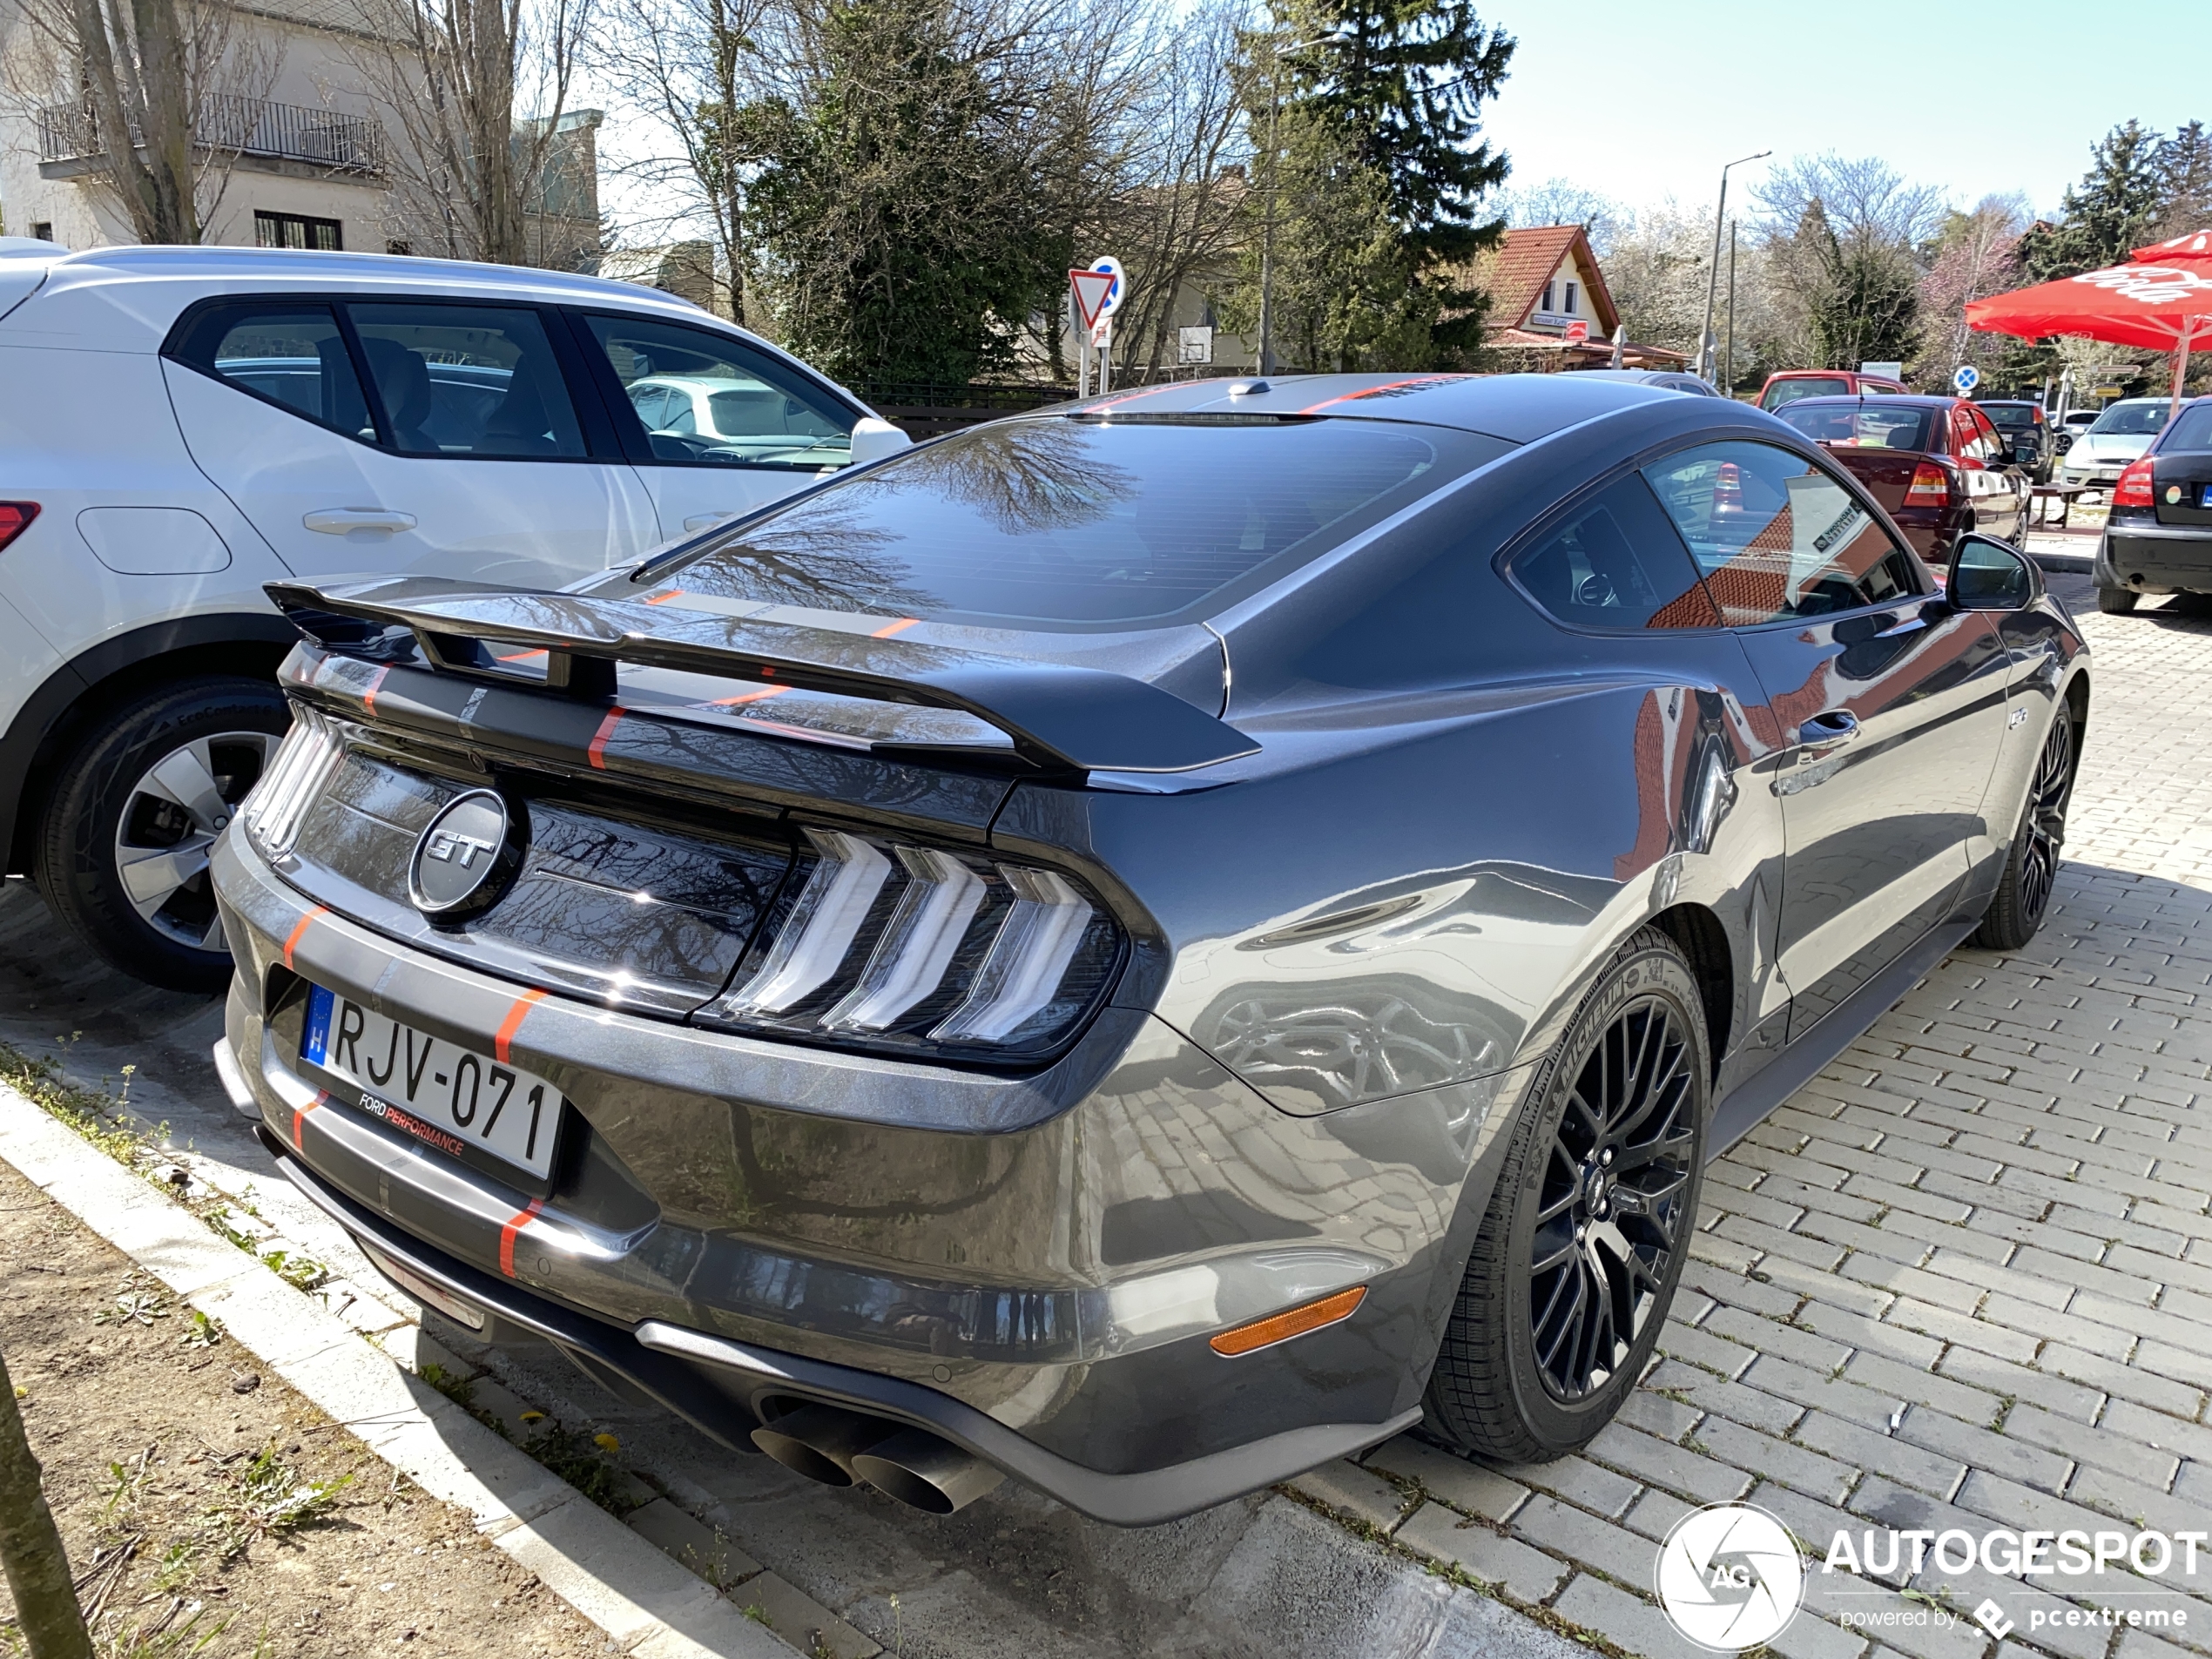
[303,508,416,535]
[684,513,738,533]
[1873,614,1927,638]
[1796,711,1861,751]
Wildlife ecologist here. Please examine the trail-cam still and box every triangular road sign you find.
[1070,268,1116,331]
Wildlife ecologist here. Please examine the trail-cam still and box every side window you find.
[629,385,671,429]
[582,313,857,470]
[165,303,373,442]
[1642,442,1923,626]
[1507,474,1722,631]
[1972,408,2006,463]
[343,303,586,459]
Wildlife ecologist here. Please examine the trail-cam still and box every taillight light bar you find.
[2112,458,2155,509]
[703,826,1122,1063]
[1905,462,1952,506]
[239,706,342,857]
[0,502,38,553]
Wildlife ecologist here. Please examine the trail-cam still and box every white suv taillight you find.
[0,502,38,553]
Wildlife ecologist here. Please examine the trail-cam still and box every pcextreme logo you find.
[1655,1503,1804,1651]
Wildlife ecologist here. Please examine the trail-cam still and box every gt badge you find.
[408,790,523,919]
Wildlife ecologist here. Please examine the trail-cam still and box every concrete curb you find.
[0,1084,794,1659]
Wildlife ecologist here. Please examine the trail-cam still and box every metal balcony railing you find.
[37,95,384,175]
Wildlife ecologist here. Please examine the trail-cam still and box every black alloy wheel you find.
[1527,996,1696,1402]
[1972,706,2076,952]
[1425,927,1709,1463]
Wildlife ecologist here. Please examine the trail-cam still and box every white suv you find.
[0,239,908,991]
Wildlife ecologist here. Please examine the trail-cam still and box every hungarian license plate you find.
[2199,483,2212,509]
[301,985,563,1179]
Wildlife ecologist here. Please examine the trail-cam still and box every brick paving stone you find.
[1288,1459,1409,1532]
[1486,1453,1641,1520]
[1743,1354,1910,1432]
[1360,1435,1529,1521]
[1840,1352,2006,1428]
[2005,1402,2181,1487]
[1394,1503,1568,1603]
[1840,1256,1987,1313]
[1885,1297,2040,1366]
[1720,1214,1851,1272]
[1646,1359,1804,1436]
[1583,1423,1751,1505]
[1682,1257,1805,1318]
[1793,1302,1946,1368]
[1549,1575,1681,1656]
[1509,1494,1656,1584]
[1947,1469,2108,1538]
[1770,1609,1871,1659]
[1658,1320,1761,1379]
[1615,1390,1700,1442]
[1893,1406,2074,1494]
[1933,1347,2104,1424]
[1618,1486,1694,1543]
[2065,1461,2203,1537]
[1704,1303,1854,1372]
[1694,1416,1857,1505]
[1794,1411,1967,1499]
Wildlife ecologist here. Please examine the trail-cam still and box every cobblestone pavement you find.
[1292,592,2212,1655]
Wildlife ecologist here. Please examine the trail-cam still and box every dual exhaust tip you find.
[750,1402,1004,1515]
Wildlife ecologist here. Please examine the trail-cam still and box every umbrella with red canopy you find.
[1965,257,2212,416]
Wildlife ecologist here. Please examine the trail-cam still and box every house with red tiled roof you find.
[1474,224,1689,370]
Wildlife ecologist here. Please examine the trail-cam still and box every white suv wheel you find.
[113,730,278,949]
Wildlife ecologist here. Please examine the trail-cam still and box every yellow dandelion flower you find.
[593,1433,621,1453]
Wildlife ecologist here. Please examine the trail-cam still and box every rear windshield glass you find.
[2162,402,2212,451]
[1763,377,1851,408]
[2088,402,2169,436]
[1774,401,1934,451]
[1979,404,2038,429]
[631,415,1512,629]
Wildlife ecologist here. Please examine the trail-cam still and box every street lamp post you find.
[1700,150,1768,383]
[1257,34,1330,377]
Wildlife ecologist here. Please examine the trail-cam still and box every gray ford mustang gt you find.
[208,372,2087,1526]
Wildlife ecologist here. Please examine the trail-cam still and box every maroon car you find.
[1770,395,2028,560]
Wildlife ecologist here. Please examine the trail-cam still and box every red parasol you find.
[1966,259,2212,416]
[2136,229,2212,263]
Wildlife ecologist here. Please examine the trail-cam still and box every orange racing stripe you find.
[282,906,327,970]
[493,988,546,1065]
[498,1198,545,1278]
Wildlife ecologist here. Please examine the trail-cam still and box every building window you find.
[385,239,412,256]
[31,222,54,241]
[1540,280,1555,314]
[1563,281,1578,315]
[254,211,341,251]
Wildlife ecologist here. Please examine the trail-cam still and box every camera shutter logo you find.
[408,790,520,918]
[1656,1503,1804,1651]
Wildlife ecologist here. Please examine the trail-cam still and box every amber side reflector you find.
[1209,1285,1366,1358]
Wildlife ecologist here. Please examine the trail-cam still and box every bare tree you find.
[350,0,597,266]
[590,0,772,318]
[1753,153,1946,255]
[2,0,278,242]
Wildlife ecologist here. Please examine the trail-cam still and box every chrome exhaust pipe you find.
[850,1427,1006,1515]
[749,1403,893,1487]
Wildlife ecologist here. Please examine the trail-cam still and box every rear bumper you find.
[211,826,1510,1522]
[260,1126,1418,1525]
[2099,524,2212,592]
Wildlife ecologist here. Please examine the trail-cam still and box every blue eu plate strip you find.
[303,984,334,1067]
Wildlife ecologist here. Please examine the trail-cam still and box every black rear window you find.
[631,415,1513,629]
[1980,404,2038,429]
[1762,376,1851,409]
[2163,402,2212,452]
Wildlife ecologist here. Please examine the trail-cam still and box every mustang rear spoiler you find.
[265,577,1258,776]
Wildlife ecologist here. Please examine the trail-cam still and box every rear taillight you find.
[239,706,342,857]
[0,502,38,553]
[701,826,1123,1063]
[1714,462,1743,511]
[2113,458,2156,509]
[1905,462,1952,506]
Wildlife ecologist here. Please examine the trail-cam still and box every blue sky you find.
[1477,0,2206,222]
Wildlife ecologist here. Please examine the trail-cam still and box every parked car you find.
[208,373,2086,1526]
[624,373,861,468]
[0,239,908,992]
[1570,368,1723,396]
[2058,398,2171,491]
[1975,398,2053,484]
[1757,368,1908,411]
[1770,394,2028,558]
[2096,395,2212,613]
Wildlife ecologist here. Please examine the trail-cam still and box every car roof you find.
[1770,393,1956,409]
[0,243,732,349]
[1061,371,1694,444]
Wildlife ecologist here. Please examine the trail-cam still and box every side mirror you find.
[848,416,912,467]
[1946,534,2040,611]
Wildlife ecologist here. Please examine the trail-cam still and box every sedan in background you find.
[211,374,2083,1528]
[1757,368,1908,410]
[1772,394,2028,558]
[2097,395,2212,612]
[1571,368,1723,396]
[625,373,861,469]
[2060,398,2170,490]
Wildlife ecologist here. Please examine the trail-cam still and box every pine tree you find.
[2021,120,2168,280]
[2157,120,2212,241]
